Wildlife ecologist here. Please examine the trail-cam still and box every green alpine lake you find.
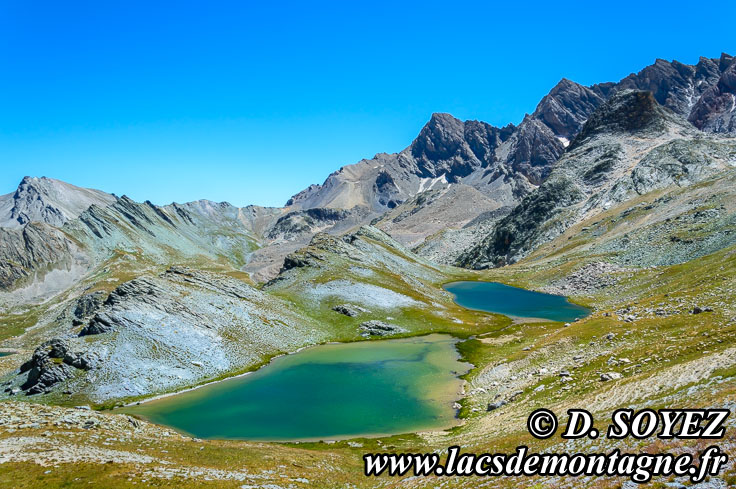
[444,281,590,322]
[124,334,470,441]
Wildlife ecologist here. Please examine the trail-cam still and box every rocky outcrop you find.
[79,275,190,337]
[532,78,606,139]
[359,320,408,337]
[71,291,106,326]
[612,54,730,120]
[458,177,586,268]
[277,231,370,275]
[332,304,369,317]
[571,91,674,146]
[10,267,325,401]
[265,208,354,241]
[503,116,566,185]
[19,339,94,395]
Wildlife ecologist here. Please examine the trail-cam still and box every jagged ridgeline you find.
[0,53,735,405]
[458,90,736,268]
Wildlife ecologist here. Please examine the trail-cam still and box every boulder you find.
[487,400,507,411]
[332,304,370,317]
[359,320,408,337]
[600,372,623,382]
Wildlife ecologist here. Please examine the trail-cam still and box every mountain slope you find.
[2,225,495,403]
[459,90,736,268]
[372,184,511,249]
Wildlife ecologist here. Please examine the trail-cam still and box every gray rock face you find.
[410,114,508,180]
[689,54,736,133]
[79,313,117,336]
[19,339,93,395]
[285,112,528,214]
[533,78,606,139]
[504,116,565,186]
[613,54,731,121]
[0,222,80,290]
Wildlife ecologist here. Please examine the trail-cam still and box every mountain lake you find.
[444,281,590,322]
[123,334,470,441]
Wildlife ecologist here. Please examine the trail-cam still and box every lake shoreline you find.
[121,334,471,442]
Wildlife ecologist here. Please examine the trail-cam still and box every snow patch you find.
[417,175,448,193]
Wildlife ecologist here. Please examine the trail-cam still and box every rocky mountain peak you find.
[409,113,500,181]
[612,54,734,120]
[410,113,467,160]
[0,176,116,229]
[719,52,734,71]
[532,78,606,139]
[285,53,736,222]
[689,55,736,133]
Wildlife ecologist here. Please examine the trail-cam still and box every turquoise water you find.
[124,334,469,441]
[444,281,590,322]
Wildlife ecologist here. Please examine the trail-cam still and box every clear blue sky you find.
[1,1,733,207]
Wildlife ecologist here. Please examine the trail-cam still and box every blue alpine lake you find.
[444,281,590,322]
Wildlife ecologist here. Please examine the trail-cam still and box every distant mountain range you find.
[287,52,735,213]
[1,52,734,292]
